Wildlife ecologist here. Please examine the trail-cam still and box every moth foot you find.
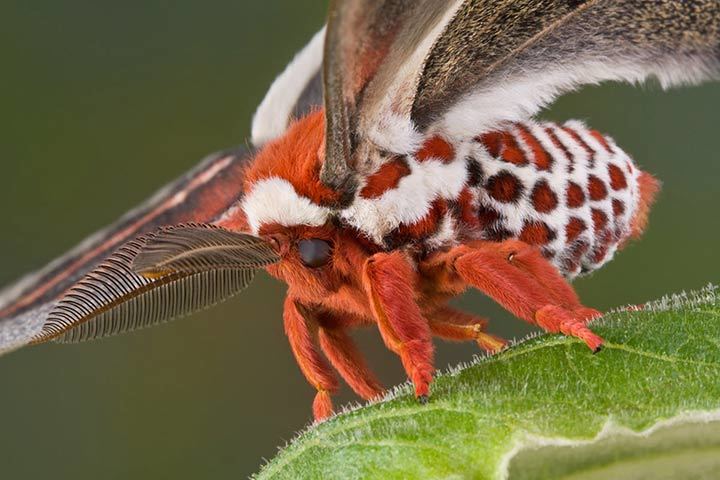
[536,305,604,352]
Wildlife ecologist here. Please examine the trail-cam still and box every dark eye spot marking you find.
[298,239,333,268]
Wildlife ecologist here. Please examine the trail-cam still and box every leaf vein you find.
[603,342,720,368]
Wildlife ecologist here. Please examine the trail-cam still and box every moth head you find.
[130,219,370,310]
[222,109,371,292]
[257,221,371,297]
[241,109,350,228]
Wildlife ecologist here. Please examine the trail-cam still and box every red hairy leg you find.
[442,241,604,352]
[283,297,339,421]
[493,240,581,308]
[362,251,435,400]
[317,325,385,401]
[492,240,602,322]
[427,306,507,353]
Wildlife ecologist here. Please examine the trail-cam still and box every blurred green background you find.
[0,1,718,478]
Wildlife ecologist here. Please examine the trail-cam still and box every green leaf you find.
[256,285,720,480]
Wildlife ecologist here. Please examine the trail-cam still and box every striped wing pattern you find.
[421,0,720,137]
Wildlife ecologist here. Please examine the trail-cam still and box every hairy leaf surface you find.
[257,286,720,480]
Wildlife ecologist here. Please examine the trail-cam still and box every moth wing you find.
[251,27,326,146]
[335,0,719,157]
[0,18,332,353]
[0,145,253,354]
[321,0,460,187]
[411,0,720,138]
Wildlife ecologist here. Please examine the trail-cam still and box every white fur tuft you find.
[241,177,331,234]
[365,111,423,155]
[438,56,720,140]
[341,146,470,244]
[251,27,325,146]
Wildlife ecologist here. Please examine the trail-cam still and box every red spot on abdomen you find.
[479,131,502,157]
[541,248,556,260]
[566,182,585,208]
[544,126,574,172]
[487,171,524,203]
[608,164,628,190]
[563,240,590,274]
[454,188,479,228]
[416,135,455,163]
[531,180,558,213]
[479,131,527,165]
[516,124,552,170]
[612,199,625,216]
[477,205,500,227]
[397,199,447,239]
[562,126,596,167]
[519,221,556,245]
[477,205,511,241]
[592,243,610,264]
[592,209,608,232]
[565,217,587,242]
[588,175,608,201]
[589,130,614,153]
[360,156,411,199]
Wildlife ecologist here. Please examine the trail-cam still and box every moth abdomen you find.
[471,121,657,278]
[336,118,657,279]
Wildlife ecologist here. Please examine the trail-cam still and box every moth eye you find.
[298,239,333,268]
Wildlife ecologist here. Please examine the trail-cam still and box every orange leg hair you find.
[283,297,339,421]
[317,324,385,401]
[427,306,507,353]
[432,240,604,352]
[363,251,435,400]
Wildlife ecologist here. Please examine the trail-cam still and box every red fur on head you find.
[261,222,380,320]
[243,109,343,206]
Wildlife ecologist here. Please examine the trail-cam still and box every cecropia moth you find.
[1,0,718,421]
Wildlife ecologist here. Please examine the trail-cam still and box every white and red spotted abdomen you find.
[469,121,641,277]
[343,120,646,278]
